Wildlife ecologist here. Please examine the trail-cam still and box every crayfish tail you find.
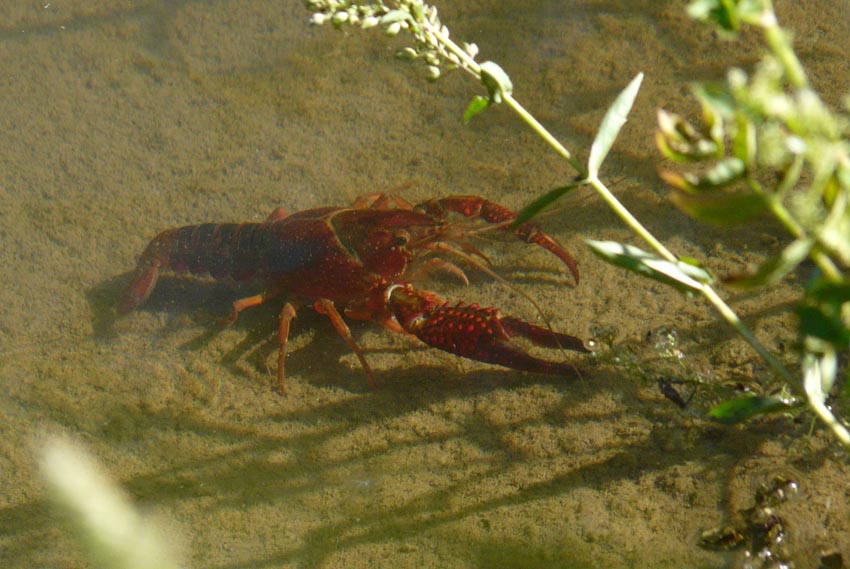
[118,265,160,314]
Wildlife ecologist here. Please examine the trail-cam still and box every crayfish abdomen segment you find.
[150,223,269,281]
[119,222,271,314]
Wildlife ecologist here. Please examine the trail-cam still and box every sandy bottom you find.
[1,1,849,567]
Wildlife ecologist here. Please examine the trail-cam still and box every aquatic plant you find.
[303,0,850,445]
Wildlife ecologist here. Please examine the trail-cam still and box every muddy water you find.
[1,1,849,567]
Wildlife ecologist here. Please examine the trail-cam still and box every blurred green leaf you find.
[463,95,490,123]
[670,188,767,224]
[479,61,512,104]
[694,82,736,121]
[513,180,587,227]
[655,109,720,163]
[708,395,794,424]
[797,240,850,355]
[695,157,746,189]
[726,238,813,288]
[687,0,740,34]
[687,0,763,36]
[586,240,713,294]
[798,303,850,348]
[732,114,757,167]
[806,277,850,306]
[588,73,643,177]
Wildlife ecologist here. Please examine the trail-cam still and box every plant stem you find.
[765,196,843,282]
[425,23,588,175]
[701,285,795,382]
[758,0,809,89]
[502,94,587,177]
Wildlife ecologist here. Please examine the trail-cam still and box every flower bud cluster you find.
[304,1,481,81]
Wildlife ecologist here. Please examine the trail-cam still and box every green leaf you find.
[587,73,644,178]
[708,395,794,424]
[512,180,587,227]
[798,305,850,347]
[655,109,719,163]
[586,240,713,294]
[693,82,736,121]
[806,278,850,306]
[479,61,512,104]
[727,238,813,288]
[692,157,746,190]
[463,95,490,123]
[687,0,740,35]
[670,189,767,224]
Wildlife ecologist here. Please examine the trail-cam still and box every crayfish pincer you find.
[118,194,590,392]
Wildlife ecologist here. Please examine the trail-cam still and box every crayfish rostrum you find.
[119,194,590,392]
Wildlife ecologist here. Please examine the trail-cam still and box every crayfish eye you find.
[392,231,409,248]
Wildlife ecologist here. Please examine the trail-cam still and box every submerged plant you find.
[303,0,850,445]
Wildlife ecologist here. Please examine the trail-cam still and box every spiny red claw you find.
[386,285,588,376]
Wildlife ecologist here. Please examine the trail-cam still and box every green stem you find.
[701,286,794,383]
[586,174,677,263]
[502,94,587,178]
[758,1,808,89]
[425,21,588,176]
[765,196,843,282]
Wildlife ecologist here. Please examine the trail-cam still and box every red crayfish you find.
[119,194,590,392]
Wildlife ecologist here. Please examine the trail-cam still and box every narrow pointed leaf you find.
[586,240,713,293]
[512,180,587,227]
[708,395,794,424]
[463,95,490,123]
[670,188,767,224]
[587,73,644,177]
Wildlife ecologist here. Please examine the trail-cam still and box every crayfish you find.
[119,194,590,392]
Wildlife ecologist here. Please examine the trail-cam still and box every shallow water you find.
[1,1,849,567]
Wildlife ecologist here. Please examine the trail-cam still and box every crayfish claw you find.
[500,317,589,353]
[386,285,586,377]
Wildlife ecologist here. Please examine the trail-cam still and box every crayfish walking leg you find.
[384,284,589,376]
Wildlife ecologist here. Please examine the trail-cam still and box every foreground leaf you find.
[708,395,795,424]
[586,240,713,293]
[669,188,767,224]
